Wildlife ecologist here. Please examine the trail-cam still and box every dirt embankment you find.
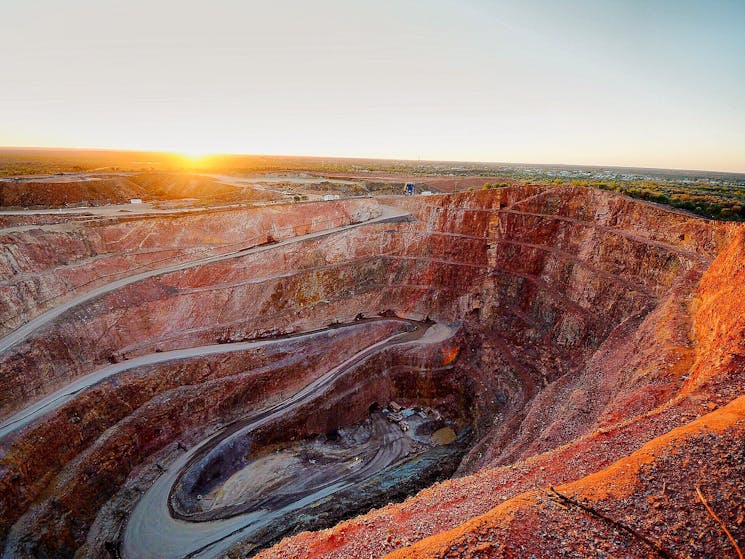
[0,172,277,208]
[0,187,742,559]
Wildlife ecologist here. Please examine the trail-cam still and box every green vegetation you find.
[557,178,745,221]
[481,182,510,190]
[2,149,743,221]
[479,177,744,221]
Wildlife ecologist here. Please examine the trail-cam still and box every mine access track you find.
[119,320,454,559]
[0,204,411,356]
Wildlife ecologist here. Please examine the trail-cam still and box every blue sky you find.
[1,0,744,171]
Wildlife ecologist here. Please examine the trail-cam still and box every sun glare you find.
[176,150,216,167]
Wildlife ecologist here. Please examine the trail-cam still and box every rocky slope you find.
[0,198,379,334]
[0,186,741,558]
[255,190,743,559]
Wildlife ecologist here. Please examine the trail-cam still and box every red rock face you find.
[0,199,382,415]
[0,187,742,559]
[0,199,379,335]
[255,190,744,559]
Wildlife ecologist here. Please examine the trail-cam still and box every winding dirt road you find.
[0,201,439,559]
[121,321,455,559]
[0,321,403,440]
[0,204,409,356]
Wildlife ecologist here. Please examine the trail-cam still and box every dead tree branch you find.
[695,485,743,559]
[546,486,675,559]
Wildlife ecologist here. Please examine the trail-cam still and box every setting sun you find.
[176,151,217,167]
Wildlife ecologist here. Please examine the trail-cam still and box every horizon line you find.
[1,144,744,177]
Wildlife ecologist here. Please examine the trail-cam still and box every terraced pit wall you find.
[0,187,741,558]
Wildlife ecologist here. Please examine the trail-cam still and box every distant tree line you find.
[560,179,745,221]
[481,182,510,190]
[466,177,744,222]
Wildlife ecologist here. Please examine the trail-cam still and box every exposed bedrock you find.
[169,330,470,520]
[254,194,745,559]
[1,188,716,419]
[0,321,407,541]
[0,187,742,559]
[0,199,380,336]
[2,321,468,558]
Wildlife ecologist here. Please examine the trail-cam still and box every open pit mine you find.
[0,186,743,559]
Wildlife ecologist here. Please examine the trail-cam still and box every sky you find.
[1,0,744,172]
